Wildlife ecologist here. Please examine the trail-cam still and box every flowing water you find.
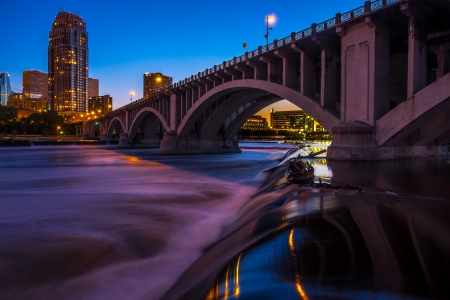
[0,142,449,300]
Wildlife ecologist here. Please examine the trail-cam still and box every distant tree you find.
[19,110,65,135]
[40,110,64,135]
[0,106,18,133]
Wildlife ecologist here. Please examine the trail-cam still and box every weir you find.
[84,0,450,160]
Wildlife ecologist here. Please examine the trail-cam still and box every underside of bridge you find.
[158,80,339,154]
[87,0,450,159]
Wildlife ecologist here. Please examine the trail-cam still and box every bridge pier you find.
[157,131,240,154]
[327,122,449,160]
[117,132,160,148]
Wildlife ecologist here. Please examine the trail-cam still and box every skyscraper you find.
[0,72,11,106]
[48,11,88,112]
[23,70,48,99]
[143,72,172,99]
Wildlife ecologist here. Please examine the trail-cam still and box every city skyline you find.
[3,0,364,114]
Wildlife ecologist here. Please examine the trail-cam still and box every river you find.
[0,142,449,300]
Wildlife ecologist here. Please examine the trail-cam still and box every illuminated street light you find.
[265,15,275,46]
[156,77,162,83]
[130,91,135,103]
[57,126,61,137]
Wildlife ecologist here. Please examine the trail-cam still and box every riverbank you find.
[0,135,116,146]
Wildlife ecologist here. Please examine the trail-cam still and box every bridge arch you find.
[107,117,126,139]
[88,121,106,137]
[129,107,170,138]
[177,79,340,140]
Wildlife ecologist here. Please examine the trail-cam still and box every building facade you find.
[0,72,11,106]
[88,94,112,117]
[22,70,48,100]
[48,11,88,112]
[242,115,268,131]
[88,78,99,98]
[270,110,306,131]
[143,72,172,99]
[270,109,328,133]
[7,93,48,112]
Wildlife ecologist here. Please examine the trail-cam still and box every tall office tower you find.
[88,78,99,97]
[23,70,48,99]
[0,72,11,106]
[48,11,88,112]
[143,72,172,99]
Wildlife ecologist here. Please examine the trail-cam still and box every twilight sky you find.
[2,0,364,119]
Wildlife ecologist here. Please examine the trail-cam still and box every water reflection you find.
[163,160,450,300]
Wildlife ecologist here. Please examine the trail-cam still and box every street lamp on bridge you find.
[130,91,135,103]
[265,15,275,46]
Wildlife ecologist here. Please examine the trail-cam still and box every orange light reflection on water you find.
[289,229,309,300]
[235,253,243,296]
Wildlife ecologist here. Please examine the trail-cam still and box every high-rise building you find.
[0,72,11,106]
[88,78,99,98]
[88,94,112,117]
[143,72,172,99]
[48,11,88,112]
[23,70,48,100]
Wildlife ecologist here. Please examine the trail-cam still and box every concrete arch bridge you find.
[85,0,450,160]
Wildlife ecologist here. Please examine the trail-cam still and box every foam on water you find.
[0,146,270,300]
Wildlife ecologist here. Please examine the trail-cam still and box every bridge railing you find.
[105,0,402,117]
[169,0,401,89]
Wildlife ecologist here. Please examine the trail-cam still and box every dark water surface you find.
[0,143,449,300]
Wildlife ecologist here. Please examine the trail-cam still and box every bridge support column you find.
[300,50,316,98]
[246,60,267,80]
[438,42,450,79]
[118,133,129,147]
[401,3,428,98]
[170,93,179,131]
[82,122,90,139]
[320,41,338,110]
[329,17,393,160]
[340,18,390,125]
[157,131,178,154]
[275,50,299,90]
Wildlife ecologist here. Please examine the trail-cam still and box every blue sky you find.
[2,0,365,116]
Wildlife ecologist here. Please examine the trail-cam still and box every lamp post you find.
[130,91,135,103]
[57,126,60,137]
[265,16,275,46]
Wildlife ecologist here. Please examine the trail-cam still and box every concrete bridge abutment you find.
[327,122,449,160]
